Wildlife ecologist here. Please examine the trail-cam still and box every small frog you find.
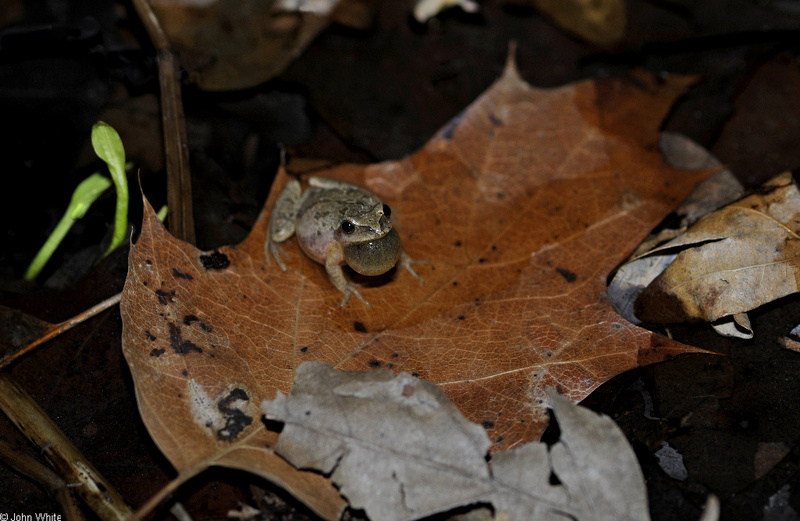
[267,176,425,307]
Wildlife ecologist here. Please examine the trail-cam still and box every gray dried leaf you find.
[262,362,651,521]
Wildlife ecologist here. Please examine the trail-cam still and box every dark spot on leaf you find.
[478,258,487,263]
[496,436,504,444]
[149,348,165,357]
[368,359,381,368]
[172,268,193,280]
[300,346,308,353]
[216,388,253,441]
[199,250,230,270]
[489,112,502,126]
[556,268,577,283]
[354,321,367,333]
[182,370,189,377]
[183,315,199,326]
[482,420,495,428]
[452,281,459,287]
[156,289,176,305]
[168,323,202,355]
[412,372,420,377]
[386,363,393,368]
[391,353,398,358]
[454,240,462,247]
[458,315,465,320]
[145,331,156,341]
[199,322,212,332]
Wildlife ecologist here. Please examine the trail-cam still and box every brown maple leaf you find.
[120,59,709,505]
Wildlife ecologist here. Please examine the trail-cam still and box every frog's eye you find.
[341,220,356,234]
[382,204,391,218]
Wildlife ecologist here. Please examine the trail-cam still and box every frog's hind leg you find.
[267,179,302,271]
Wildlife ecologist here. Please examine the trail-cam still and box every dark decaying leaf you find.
[149,0,336,91]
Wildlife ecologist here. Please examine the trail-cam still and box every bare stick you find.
[0,436,86,521]
[129,0,196,244]
[0,374,133,520]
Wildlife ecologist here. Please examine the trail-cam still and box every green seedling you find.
[91,121,129,257]
[24,122,132,281]
[24,174,112,281]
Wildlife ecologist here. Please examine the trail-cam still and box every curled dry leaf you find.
[608,133,743,326]
[262,362,650,521]
[121,56,709,510]
[635,172,800,325]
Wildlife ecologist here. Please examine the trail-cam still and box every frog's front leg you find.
[325,248,371,308]
[267,179,302,271]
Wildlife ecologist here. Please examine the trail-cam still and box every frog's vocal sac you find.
[266,176,425,308]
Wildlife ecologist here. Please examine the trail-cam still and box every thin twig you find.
[0,292,122,370]
[129,0,196,244]
[0,374,133,520]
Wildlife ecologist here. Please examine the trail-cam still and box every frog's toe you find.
[340,285,371,309]
[400,252,429,286]
[268,242,291,271]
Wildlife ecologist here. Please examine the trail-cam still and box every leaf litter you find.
[120,55,714,516]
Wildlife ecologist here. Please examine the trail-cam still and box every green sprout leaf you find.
[92,121,129,257]
[24,174,112,281]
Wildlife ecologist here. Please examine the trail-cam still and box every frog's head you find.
[336,201,401,276]
[335,201,393,245]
